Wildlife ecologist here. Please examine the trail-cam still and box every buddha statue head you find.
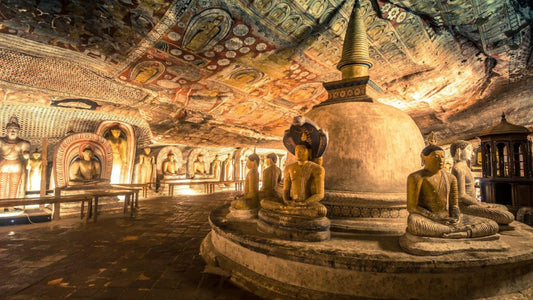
[110,127,122,139]
[295,143,311,163]
[246,153,260,170]
[421,145,445,174]
[450,140,472,163]
[5,115,21,141]
[168,152,176,161]
[81,147,95,161]
[32,150,41,160]
[144,147,151,155]
[266,153,277,166]
[197,154,204,162]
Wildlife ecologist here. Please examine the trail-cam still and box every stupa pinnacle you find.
[337,0,373,79]
[318,0,379,106]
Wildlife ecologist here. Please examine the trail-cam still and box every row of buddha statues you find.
[225,117,515,251]
[0,115,287,199]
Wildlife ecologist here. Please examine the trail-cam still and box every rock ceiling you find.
[0,0,532,148]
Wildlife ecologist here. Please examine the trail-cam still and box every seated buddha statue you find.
[258,116,329,241]
[69,146,101,185]
[260,144,326,217]
[260,153,282,201]
[162,152,180,177]
[230,153,260,210]
[192,154,207,178]
[450,140,514,225]
[406,145,498,238]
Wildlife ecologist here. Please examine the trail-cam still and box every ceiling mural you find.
[0,0,531,147]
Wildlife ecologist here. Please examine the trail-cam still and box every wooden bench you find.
[0,195,92,221]
[56,186,139,221]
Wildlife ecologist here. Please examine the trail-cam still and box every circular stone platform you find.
[201,204,533,300]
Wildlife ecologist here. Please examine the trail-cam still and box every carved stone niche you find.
[156,146,184,178]
[96,121,136,184]
[53,133,113,188]
[187,148,210,179]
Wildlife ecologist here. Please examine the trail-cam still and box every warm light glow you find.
[174,187,199,195]
[110,162,122,184]
[0,210,24,217]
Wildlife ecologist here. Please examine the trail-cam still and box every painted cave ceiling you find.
[0,0,532,148]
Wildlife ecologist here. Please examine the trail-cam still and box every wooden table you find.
[56,185,139,221]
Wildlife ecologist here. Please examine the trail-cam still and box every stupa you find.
[305,0,424,234]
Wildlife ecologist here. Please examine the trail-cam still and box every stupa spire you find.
[336,0,372,79]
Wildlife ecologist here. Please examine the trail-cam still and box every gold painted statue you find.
[69,146,101,184]
[210,154,222,180]
[261,144,326,217]
[192,154,207,178]
[260,153,282,200]
[162,152,180,176]
[106,127,127,184]
[26,150,43,191]
[450,141,514,225]
[230,153,260,210]
[0,116,30,198]
[134,147,156,185]
[406,145,498,238]
[257,116,329,241]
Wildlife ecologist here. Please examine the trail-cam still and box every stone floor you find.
[0,192,262,300]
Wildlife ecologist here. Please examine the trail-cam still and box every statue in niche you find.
[230,153,260,210]
[192,154,207,178]
[450,140,514,225]
[134,147,156,185]
[0,116,30,198]
[210,154,222,180]
[106,126,127,184]
[406,145,499,238]
[26,150,43,191]
[69,145,101,184]
[261,117,328,217]
[260,153,282,201]
[162,152,180,177]
[183,15,224,53]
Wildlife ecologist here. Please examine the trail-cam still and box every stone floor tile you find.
[0,192,259,299]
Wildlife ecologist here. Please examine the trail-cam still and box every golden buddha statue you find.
[0,116,30,198]
[134,147,155,185]
[69,146,101,184]
[26,150,43,191]
[162,152,180,176]
[450,141,514,225]
[406,145,498,238]
[192,154,207,178]
[260,144,326,217]
[230,153,260,210]
[106,127,127,184]
[260,153,281,200]
[210,154,222,180]
[257,116,330,241]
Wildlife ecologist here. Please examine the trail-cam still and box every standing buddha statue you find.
[0,116,30,199]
